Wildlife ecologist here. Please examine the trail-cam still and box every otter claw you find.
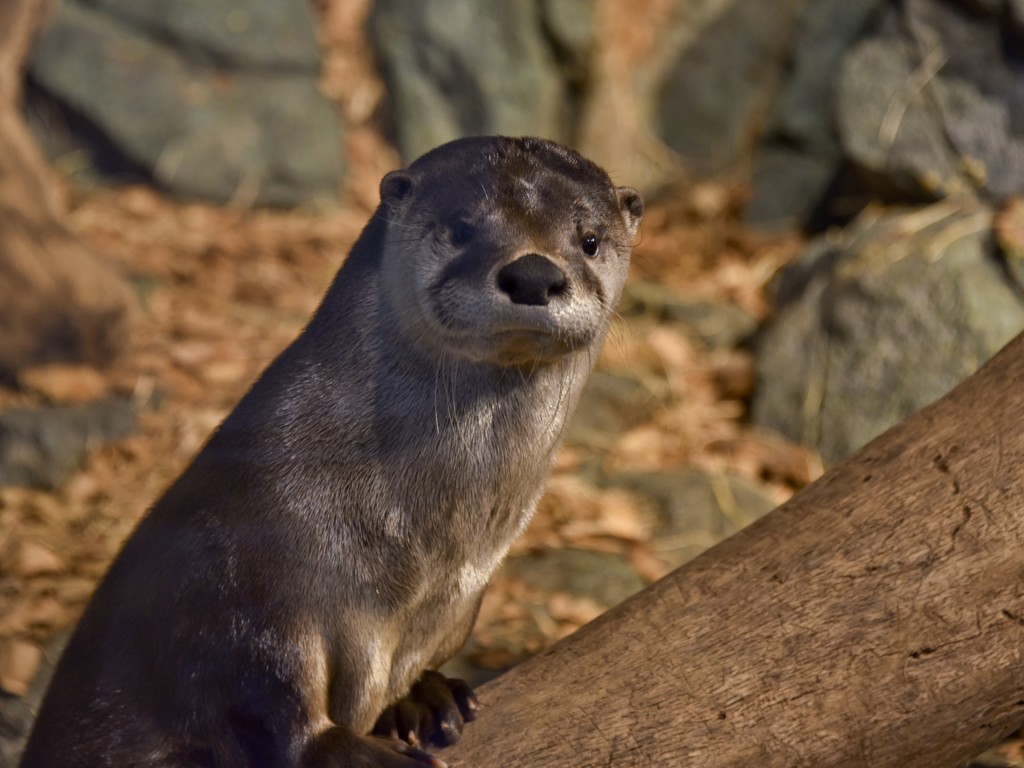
[373,670,479,750]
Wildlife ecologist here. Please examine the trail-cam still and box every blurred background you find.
[1,0,1024,763]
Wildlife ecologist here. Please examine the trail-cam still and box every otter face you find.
[378,137,643,367]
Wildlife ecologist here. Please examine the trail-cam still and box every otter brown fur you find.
[19,136,643,768]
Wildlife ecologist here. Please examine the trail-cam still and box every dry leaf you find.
[14,541,64,577]
[595,489,648,541]
[547,593,605,626]
[18,364,108,404]
[628,545,673,583]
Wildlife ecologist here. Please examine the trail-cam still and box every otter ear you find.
[380,171,414,206]
[616,186,644,240]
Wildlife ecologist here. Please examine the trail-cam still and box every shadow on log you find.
[0,0,133,381]
[445,332,1024,767]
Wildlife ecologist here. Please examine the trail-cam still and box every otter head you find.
[376,136,643,368]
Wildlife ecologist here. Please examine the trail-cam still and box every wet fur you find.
[20,137,642,767]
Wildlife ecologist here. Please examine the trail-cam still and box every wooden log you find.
[444,332,1024,767]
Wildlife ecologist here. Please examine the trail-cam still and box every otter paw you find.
[373,670,479,749]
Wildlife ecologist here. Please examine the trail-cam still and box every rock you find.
[656,0,810,176]
[836,0,1024,205]
[620,280,759,349]
[746,144,845,231]
[539,0,597,83]
[752,201,1024,465]
[564,370,663,449]
[0,397,137,489]
[500,548,646,609]
[837,36,960,201]
[746,0,884,229]
[748,0,1024,227]
[441,548,644,689]
[368,0,579,163]
[609,469,778,569]
[27,0,343,207]
[83,0,321,72]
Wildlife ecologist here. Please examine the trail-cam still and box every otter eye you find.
[581,233,600,257]
[451,220,475,246]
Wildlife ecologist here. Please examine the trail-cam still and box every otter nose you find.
[497,254,567,306]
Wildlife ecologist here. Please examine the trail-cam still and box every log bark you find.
[0,0,134,380]
[445,332,1024,768]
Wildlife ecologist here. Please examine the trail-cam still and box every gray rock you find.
[836,0,1024,204]
[81,0,320,71]
[609,469,777,568]
[564,370,663,448]
[620,280,759,349]
[767,0,885,153]
[0,398,137,489]
[27,0,343,207]
[656,0,810,176]
[368,0,580,163]
[752,202,1024,465]
[441,543,640,687]
[746,0,884,228]
[746,144,844,231]
[837,36,963,201]
[539,0,597,83]
[500,548,645,608]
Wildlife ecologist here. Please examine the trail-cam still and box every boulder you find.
[82,0,321,72]
[500,548,645,610]
[0,398,137,489]
[619,279,759,350]
[26,0,343,207]
[746,0,885,229]
[836,0,1024,205]
[608,469,778,568]
[564,370,664,450]
[752,201,1024,465]
[656,0,811,177]
[368,0,588,163]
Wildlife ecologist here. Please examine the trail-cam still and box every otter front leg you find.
[372,670,480,749]
[301,727,446,768]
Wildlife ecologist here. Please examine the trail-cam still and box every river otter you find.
[19,136,643,767]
